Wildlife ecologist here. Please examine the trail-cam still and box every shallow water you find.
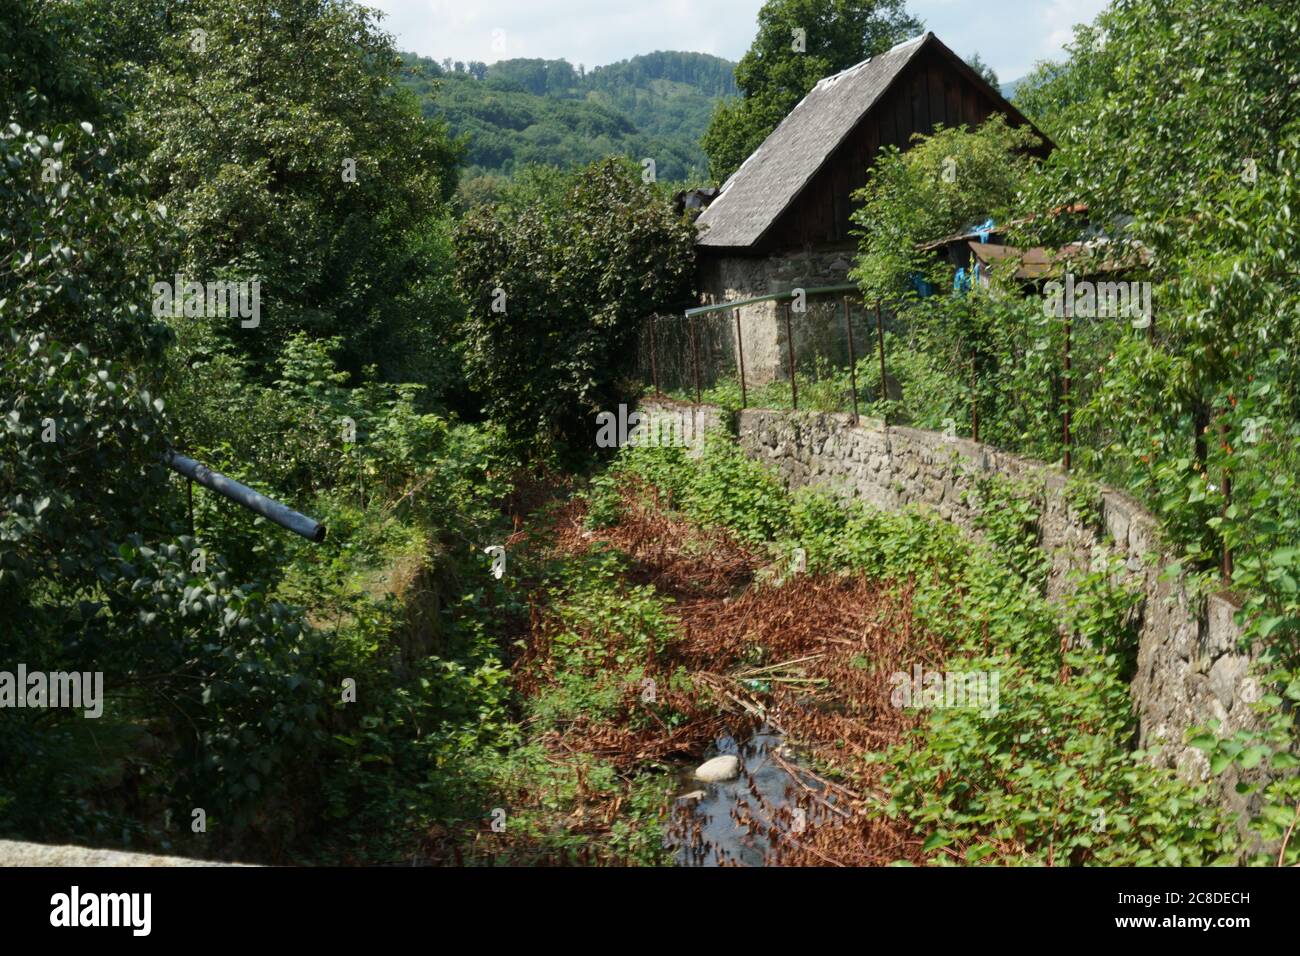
[667,727,827,867]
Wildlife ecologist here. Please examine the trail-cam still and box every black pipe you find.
[164,451,327,543]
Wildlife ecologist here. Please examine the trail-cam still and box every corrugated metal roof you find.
[695,33,930,250]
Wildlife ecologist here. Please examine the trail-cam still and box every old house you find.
[691,31,1050,386]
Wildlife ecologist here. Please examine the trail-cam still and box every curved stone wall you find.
[645,400,1272,821]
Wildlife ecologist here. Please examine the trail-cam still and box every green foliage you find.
[453,157,696,451]
[11,0,1300,870]
[465,534,690,866]
[1024,0,1300,247]
[133,0,464,384]
[583,469,626,530]
[0,118,168,359]
[0,332,171,640]
[1010,21,1113,144]
[828,7,1300,685]
[670,340,966,433]
[850,116,1044,302]
[1014,0,1300,658]
[0,0,524,861]
[400,50,736,185]
[841,120,1066,456]
[97,537,331,848]
[885,649,1234,866]
[168,333,454,500]
[963,52,998,88]
[967,474,1047,592]
[0,0,109,127]
[1189,687,1300,866]
[1062,550,1143,671]
[1063,475,1102,533]
[0,320,525,858]
[702,0,922,183]
[613,434,790,547]
[678,434,791,547]
[899,293,1066,458]
[529,546,679,723]
[655,0,1300,866]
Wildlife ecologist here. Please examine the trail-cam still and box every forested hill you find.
[398,50,737,190]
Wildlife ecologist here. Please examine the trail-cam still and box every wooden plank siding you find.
[756,47,1039,253]
[928,65,946,132]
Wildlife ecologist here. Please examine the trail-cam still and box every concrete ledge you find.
[0,840,250,867]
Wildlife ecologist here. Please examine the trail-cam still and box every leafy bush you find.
[850,116,1044,303]
[454,157,695,452]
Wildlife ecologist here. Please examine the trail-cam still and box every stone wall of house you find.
[691,246,876,388]
[640,399,1272,822]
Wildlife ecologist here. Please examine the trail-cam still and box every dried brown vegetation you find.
[492,479,945,865]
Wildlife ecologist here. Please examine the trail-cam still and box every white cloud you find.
[364,0,765,66]
[908,0,1109,82]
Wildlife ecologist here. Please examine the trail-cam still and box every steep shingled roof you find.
[695,32,1042,250]
[695,34,930,249]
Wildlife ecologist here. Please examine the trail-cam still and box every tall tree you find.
[134,0,464,383]
[965,51,998,88]
[1011,21,1115,145]
[701,0,921,183]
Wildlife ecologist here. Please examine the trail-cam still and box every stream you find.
[667,726,831,867]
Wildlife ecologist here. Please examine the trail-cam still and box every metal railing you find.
[647,287,884,424]
[647,287,1102,466]
[646,283,1241,583]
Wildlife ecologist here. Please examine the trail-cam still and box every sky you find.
[364,0,1110,84]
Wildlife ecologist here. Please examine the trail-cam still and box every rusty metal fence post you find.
[783,300,798,410]
[734,308,747,409]
[689,314,702,405]
[874,301,887,427]
[702,318,714,387]
[1221,414,1233,581]
[1063,296,1073,471]
[649,315,660,397]
[843,296,859,424]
